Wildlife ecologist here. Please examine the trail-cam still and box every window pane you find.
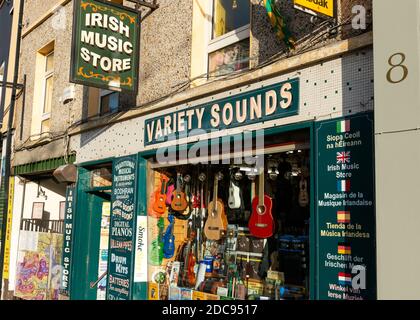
[100,92,119,114]
[213,0,250,39]
[41,118,50,133]
[45,52,54,72]
[208,38,249,76]
[43,75,53,113]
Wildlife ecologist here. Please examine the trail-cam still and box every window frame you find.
[40,51,54,133]
[0,61,4,108]
[98,89,120,115]
[206,0,251,76]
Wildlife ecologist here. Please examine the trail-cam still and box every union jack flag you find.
[336,151,351,164]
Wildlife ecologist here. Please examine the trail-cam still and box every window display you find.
[147,141,310,300]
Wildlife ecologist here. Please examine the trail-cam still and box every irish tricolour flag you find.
[337,211,351,223]
[337,120,350,133]
[337,179,350,192]
[338,272,352,286]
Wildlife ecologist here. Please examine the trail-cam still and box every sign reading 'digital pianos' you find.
[144,78,299,146]
[70,0,140,92]
[316,112,376,300]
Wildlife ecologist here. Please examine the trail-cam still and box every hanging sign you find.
[294,0,336,18]
[315,112,376,300]
[144,78,299,146]
[60,185,76,296]
[70,0,140,92]
[107,155,138,300]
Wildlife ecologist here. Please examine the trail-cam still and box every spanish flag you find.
[338,243,351,255]
[337,211,350,223]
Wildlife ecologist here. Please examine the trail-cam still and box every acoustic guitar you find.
[171,173,188,212]
[152,176,169,215]
[248,169,274,238]
[166,181,175,206]
[228,173,241,209]
[162,214,175,259]
[204,172,227,240]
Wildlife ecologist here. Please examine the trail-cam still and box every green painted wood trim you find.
[131,157,148,300]
[13,154,76,175]
[309,122,317,300]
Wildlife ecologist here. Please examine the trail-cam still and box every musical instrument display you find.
[148,148,310,301]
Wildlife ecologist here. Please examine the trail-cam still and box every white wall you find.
[373,0,420,299]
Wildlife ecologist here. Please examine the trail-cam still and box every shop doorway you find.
[71,164,112,300]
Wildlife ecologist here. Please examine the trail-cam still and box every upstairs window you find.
[41,51,54,133]
[99,89,119,115]
[208,0,250,77]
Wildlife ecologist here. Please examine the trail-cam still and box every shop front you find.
[64,48,376,300]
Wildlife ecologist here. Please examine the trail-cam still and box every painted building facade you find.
[1,0,381,300]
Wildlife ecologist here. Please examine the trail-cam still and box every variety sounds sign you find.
[144,79,299,146]
[70,0,140,92]
[315,112,376,300]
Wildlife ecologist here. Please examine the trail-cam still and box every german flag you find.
[337,211,350,223]
[338,243,351,255]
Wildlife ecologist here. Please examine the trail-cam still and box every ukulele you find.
[204,172,227,240]
[162,214,176,259]
[166,181,175,206]
[153,176,169,215]
[248,169,275,239]
[149,218,165,266]
[298,177,309,207]
[171,173,188,212]
[228,171,241,209]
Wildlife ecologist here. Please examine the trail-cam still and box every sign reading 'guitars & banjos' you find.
[144,79,299,146]
[70,0,140,92]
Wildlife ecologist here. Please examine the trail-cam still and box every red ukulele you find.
[248,169,274,238]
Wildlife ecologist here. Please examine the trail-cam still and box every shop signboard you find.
[315,112,376,300]
[144,78,299,146]
[294,0,336,18]
[60,185,75,296]
[107,155,138,300]
[70,0,140,92]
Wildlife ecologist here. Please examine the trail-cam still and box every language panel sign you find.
[316,112,376,300]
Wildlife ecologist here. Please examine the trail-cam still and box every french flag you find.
[337,180,350,192]
[338,272,352,286]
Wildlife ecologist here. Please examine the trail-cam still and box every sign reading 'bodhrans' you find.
[70,0,140,92]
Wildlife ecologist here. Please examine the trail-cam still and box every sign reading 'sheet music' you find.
[70,0,139,92]
[144,79,299,146]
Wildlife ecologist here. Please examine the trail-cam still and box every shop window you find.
[208,0,250,76]
[146,129,311,300]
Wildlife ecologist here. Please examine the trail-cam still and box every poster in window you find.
[32,202,45,220]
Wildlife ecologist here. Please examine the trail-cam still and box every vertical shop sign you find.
[60,185,76,296]
[316,112,376,300]
[107,155,137,300]
[2,177,14,279]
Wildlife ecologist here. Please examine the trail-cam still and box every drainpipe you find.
[0,0,25,297]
